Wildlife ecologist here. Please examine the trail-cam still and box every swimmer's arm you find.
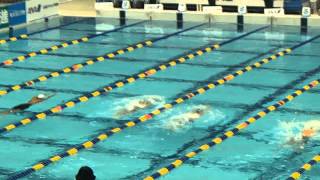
[0,110,11,115]
[45,93,56,99]
[115,109,131,117]
[0,108,20,115]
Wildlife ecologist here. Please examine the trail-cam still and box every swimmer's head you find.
[139,100,151,106]
[194,105,211,114]
[194,108,205,115]
[37,94,46,99]
[302,127,316,138]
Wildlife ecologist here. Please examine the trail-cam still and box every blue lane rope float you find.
[287,153,320,180]
[0,18,88,45]
[0,23,206,97]
[144,80,319,180]
[0,25,268,135]
[0,21,147,67]
[8,39,306,180]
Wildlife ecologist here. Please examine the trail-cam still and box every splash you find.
[95,23,115,31]
[274,119,320,150]
[85,95,165,119]
[160,104,226,132]
[113,95,165,119]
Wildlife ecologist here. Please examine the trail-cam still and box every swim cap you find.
[302,128,316,138]
[37,94,46,99]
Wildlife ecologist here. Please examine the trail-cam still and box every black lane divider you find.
[0,20,147,67]
[0,18,88,45]
[25,36,291,52]
[0,65,306,91]
[6,26,269,180]
[0,52,308,88]
[0,41,319,61]
[145,80,319,180]
[0,23,206,97]
[62,27,315,44]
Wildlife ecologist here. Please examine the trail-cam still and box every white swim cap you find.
[37,94,46,99]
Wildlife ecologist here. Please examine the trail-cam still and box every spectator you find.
[309,0,319,15]
[76,166,96,180]
[302,0,317,14]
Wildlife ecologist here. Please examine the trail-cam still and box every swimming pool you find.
[0,16,319,180]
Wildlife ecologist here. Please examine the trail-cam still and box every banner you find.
[26,0,59,22]
[8,2,26,26]
[0,6,9,28]
[216,0,283,7]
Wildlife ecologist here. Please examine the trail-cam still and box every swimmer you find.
[1,93,55,115]
[165,105,210,131]
[285,121,320,150]
[114,96,162,118]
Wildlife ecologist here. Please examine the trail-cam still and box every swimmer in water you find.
[165,105,210,131]
[115,97,162,118]
[1,93,55,115]
[286,122,320,150]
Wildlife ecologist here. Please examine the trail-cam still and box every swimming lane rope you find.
[0,21,146,67]
[0,18,87,45]
[287,153,320,180]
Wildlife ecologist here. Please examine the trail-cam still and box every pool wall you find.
[95,9,320,27]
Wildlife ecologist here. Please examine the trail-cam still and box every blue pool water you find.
[0,16,319,180]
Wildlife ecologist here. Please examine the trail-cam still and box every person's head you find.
[139,100,151,106]
[302,127,316,139]
[30,94,47,104]
[194,108,205,115]
[75,166,96,180]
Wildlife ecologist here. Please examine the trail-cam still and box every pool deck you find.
[59,0,320,27]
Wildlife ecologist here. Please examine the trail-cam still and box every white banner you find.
[26,0,59,22]
[216,0,283,7]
